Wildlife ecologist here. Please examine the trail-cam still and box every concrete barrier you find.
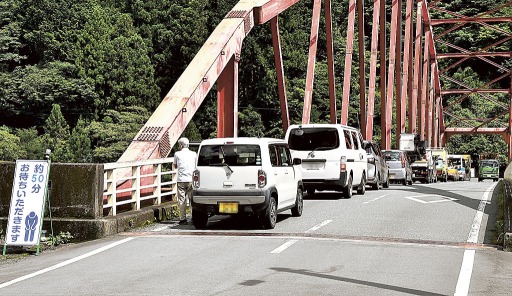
[0,162,176,242]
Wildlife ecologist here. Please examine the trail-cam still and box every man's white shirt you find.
[174,148,197,182]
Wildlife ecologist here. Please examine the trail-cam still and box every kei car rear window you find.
[197,144,261,166]
[383,151,401,161]
[288,128,340,151]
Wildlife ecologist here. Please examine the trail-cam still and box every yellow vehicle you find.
[447,154,471,181]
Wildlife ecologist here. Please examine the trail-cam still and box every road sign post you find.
[3,159,51,255]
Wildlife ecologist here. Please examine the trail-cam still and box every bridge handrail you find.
[103,157,176,216]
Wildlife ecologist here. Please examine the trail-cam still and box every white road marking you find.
[402,194,458,204]
[305,220,333,233]
[270,239,298,254]
[453,182,497,296]
[270,220,333,254]
[0,237,135,289]
[363,195,387,204]
[454,249,475,296]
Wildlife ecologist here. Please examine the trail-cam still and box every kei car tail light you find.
[192,170,200,188]
[340,156,347,172]
[401,155,406,168]
[258,169,266,188]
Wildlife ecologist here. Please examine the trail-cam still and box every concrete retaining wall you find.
[0,162,176,242]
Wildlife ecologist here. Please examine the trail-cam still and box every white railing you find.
[103,158,176,216]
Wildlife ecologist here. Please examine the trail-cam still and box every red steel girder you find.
[119,0,304,162]
[403,0,415,134]
[442,73,510,111]
[441,89,510,95]
[411,1,423,135]
[365,0,382,140]
[444,127,507,134]
[325,0,337,124]
[357,0,366,133]
[383,0,402,149]
[437,52,512,59]
[270,17,290,133]
[431,2,512,40]
[302,0,322,124]
[430,17,512,25]
[341,0,357,125]
[217,56,239,138]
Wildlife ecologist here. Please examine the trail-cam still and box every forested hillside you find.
[0,0,510,163]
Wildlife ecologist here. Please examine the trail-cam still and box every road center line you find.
[270,239,298,254]
[454,182,497,296]
[305,220,333,233]
[0,237,135,289]
[363,195,387,204]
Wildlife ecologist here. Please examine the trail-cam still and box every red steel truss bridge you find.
[118,0,512,161]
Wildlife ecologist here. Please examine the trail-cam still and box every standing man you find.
[173,137,197,224]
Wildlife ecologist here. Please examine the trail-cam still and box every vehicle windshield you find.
[383,151,401,161]
[197,144,261,166]
[288,128,339,151]
[448,158,461,167]
[480,160,498,167]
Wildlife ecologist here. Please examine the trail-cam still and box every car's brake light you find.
[258,169,266,188]
[401,155,406,168]
[192,170,200,188]
[340,156,347,172]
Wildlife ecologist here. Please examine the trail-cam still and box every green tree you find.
[73,4,159,115]
[0,0,25,71]
[16,127,45,160]
[0,126,23,161]
[68,117,92,163]
[0,62,98,128]
[89,106,150,163]
[43,104,70,162]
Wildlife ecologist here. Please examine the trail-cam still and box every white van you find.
[285,124,367,198]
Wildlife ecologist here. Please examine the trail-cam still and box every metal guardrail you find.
[103,158,176,216]
[503,180,512,235]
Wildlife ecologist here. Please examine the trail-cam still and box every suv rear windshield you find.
[288,128,340,151]
[197,144,261,166]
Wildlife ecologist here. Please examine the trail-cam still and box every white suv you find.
[191,137,304,229]
[285,124,367,198]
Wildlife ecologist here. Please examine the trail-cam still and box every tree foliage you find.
[0,0,510,163]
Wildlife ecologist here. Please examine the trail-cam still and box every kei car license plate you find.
[219,202,238,214]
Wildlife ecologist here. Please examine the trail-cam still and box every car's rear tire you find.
[372,174,380,190]
[343,175,353,199]
[402,175,408,186]
[192,209,208,230]
[261,196,277,229]
[357,173,366,195]
[383,173,390,188]
[291,189,303,217]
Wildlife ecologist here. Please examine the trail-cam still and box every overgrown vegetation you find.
[0,1,510,163]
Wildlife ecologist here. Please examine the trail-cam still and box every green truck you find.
[478,159,499,182]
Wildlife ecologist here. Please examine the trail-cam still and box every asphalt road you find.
[1,179,512,295]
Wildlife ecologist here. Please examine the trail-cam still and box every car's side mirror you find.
[293,158,302,165]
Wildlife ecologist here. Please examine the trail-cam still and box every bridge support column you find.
[271,17,290,133]
[217,55,239,138]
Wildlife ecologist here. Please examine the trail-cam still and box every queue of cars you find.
[185,124,484,229]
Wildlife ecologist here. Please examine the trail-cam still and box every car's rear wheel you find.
[261,196,277,229]
[383,172,390,188]
[357,173,366,195]
[192,209,208,230]
[291,189,303,217]
[372,174,380,190]
[343,175,353,199]
[402,175,408,186]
